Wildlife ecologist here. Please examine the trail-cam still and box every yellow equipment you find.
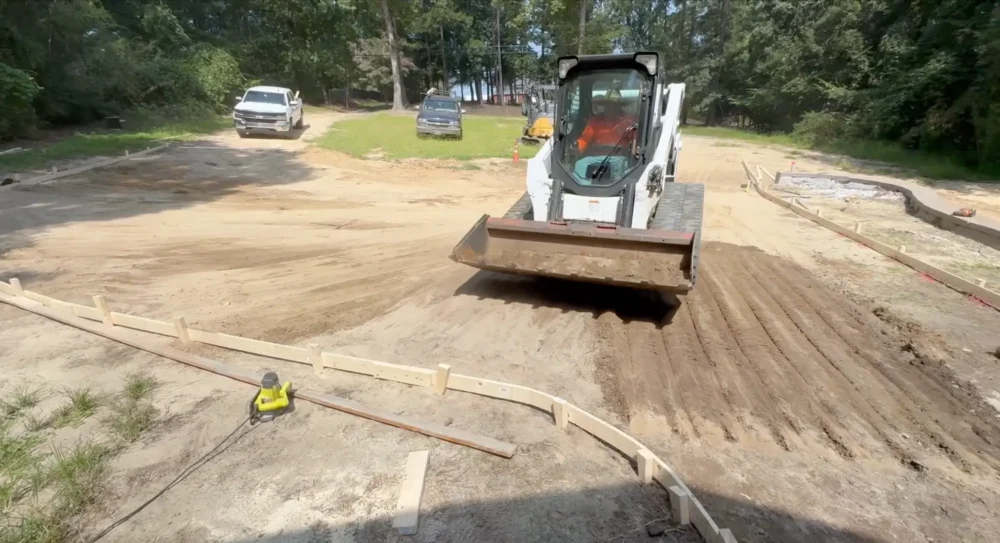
[520,84,556,145]
[252,371,291,422]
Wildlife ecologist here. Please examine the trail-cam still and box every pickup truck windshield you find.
[243,91,286,105]
[423,99,458,113]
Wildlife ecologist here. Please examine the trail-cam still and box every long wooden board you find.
[0,292,517,459]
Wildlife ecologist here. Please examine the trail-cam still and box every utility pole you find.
[496,6,505,106]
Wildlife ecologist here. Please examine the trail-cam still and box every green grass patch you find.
[48,441,110,514]
[22,413,51,433]
[316,113,538,160]
[0,423,46,516]
[107,399,157,444]
[0,510,65,543]
[821,139,1000,181]
[0,115,230,172]
[1,386,42,419]
[122,373,157,402]
[685,125,802,147]
[684,125,1000,181]
[50,388,100,429]
[107,374,159,443]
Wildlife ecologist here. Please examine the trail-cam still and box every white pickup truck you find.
[233,85,304,138]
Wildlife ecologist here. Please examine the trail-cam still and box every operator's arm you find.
[577,121,594,153]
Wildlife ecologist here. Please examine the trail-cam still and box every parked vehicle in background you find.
[416,92,465,139]
[233,86,304,138]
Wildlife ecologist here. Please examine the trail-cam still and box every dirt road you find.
[3,113,1000,542]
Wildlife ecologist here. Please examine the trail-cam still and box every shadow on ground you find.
[213,482,882,543]
[0,139,317,259]
[453,270,680,326]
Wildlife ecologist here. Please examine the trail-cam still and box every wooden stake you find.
[899,245,906,254]
[393,450,430,535]
[854,221,863,234]
[552,397,569,429]
[9,278,23,296]
[637,448,655,484]
[977,278,987,288]
[669,486,690,525]
[435,364,451,395]
[173,317,191,344]
[815,208,823,218]
[309,344,323,375]
[93,295,113,326]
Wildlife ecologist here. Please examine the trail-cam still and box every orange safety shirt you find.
[577,115,631,153]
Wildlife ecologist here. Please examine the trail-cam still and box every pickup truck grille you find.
[235,112,284,124]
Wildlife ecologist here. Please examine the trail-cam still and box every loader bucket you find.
[450,216,699,292]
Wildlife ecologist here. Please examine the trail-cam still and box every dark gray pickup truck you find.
[416,95,464,139]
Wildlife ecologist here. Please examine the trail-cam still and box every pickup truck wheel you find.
[294,112,304,129]
[237,130,248,139]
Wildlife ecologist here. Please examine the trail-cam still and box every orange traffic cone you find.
[513,139,519,163]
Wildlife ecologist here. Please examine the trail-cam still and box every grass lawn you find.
[315,113,539,160]
[684,125,1000,182]
[0,116,230,172]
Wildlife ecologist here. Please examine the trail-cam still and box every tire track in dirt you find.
[752,252,1000,474]
[596,242,1000,476]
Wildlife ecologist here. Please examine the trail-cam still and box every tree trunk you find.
[380,0,406,111]
[577,0,587,55]
[680,0,691,125]
[439,25,448,89]
[425,40,435,90]
[495,7,505,106]
[474,73,483,104]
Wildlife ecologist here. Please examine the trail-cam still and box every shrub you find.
[792,111,855,146]
[0,63,41,139]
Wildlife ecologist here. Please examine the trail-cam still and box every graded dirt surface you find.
[3,117,1000,542]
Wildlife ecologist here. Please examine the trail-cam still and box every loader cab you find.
[551,53,658,205]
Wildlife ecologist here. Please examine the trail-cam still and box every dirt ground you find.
[3,114,1000,542]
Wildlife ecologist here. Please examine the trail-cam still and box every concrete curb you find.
[779,172,1000,251]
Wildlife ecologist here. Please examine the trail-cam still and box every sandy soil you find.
[3,116,1000,542]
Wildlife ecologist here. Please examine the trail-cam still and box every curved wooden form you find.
[742,162,1000,311]
[0,279,735,543]
[778,171,1000,252]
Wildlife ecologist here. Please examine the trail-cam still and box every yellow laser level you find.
[252,371,291,423]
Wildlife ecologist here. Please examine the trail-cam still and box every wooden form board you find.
[0,280,732,542]
[743,162,1000,310]
[16,144,171,186]
[0,291,517,458]
[392,450,430,535]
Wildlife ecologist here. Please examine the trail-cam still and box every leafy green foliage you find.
[0,64,40,139]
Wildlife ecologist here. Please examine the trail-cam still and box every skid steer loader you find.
[451,52,703,292]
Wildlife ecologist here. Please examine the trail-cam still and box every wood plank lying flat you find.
[0,293,517,459]
[392,450,430,536]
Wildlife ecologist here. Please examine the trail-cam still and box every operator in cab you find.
[575,89,632,154]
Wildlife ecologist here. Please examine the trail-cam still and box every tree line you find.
[2,0,998,172]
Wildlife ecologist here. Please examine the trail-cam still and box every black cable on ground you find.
[85,397,264,543]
